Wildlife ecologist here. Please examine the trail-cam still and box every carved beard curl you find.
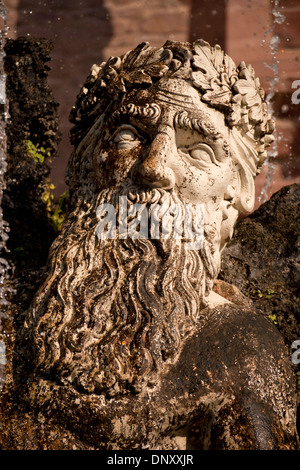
[24,187,222,398]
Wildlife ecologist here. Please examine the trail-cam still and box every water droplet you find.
[273,11,285,24]
[281,104,289,113]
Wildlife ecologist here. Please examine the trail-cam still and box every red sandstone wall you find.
[227,0,300,207]
[3,0,300,208]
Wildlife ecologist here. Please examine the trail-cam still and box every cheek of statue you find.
[93,142,144,190]
[172,146,233,208]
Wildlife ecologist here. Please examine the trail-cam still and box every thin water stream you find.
[259,0,286,203]
[0,0,10,392]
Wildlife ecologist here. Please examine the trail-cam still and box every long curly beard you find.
[24,187,222,398]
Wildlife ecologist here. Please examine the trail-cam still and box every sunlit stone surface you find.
[0,39,299,450]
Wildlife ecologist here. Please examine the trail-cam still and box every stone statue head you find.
[68,39,273,210]
[24,40,274,398]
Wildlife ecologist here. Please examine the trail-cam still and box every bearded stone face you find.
[9,40,300,454]
[23,59,269,398]
[93,78,238,243]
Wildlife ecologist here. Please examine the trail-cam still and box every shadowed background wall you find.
[3,0,300,209]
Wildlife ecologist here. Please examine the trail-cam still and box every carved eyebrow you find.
[174,110,223,140]
[111,103,161,125]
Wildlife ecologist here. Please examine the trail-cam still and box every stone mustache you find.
[19,39,299,450]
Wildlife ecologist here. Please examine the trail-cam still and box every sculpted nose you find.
[133,132,175,190]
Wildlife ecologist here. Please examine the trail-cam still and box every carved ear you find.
[219,199,239,250]
[229,127,259,214]
[234,163,256,213]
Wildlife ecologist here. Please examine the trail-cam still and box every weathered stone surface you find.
[219,183,300,433]
[0,36,62,430]
[219,183,300,349]
[0,39,299,451]
[0,303,298,450]
[3,37,61,272]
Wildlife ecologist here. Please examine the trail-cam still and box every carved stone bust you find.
[4,40,299,450]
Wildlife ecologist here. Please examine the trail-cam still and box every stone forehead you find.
[125,78,200,106]
[120,78,227,129]
[108,79,228,147]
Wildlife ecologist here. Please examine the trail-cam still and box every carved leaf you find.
[193,43,219,80]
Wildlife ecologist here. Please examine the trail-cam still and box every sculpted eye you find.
[178,143,219,168]
[112,125,144,150]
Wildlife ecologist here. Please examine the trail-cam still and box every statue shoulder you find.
[163,302,291,400]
